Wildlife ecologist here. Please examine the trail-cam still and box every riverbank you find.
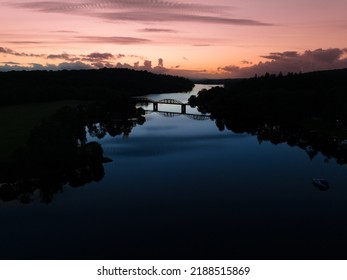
[189,68,347,164]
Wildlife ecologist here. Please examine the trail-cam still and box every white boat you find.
[312,178,330,191]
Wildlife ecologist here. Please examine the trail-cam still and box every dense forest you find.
[0,68,194,105]
[189,68,347,165]
[190,68,347,123]
[0,99,145,203]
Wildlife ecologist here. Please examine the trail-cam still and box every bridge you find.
[134,97,210,120]
[134,97,188,114]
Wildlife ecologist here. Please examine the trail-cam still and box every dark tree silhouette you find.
[0,68,194,106]
[0,98,146,203]
[189,68,347,165]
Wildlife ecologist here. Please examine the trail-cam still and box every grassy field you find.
[0,100,85,160]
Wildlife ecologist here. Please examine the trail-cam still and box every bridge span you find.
[134,97,188,114]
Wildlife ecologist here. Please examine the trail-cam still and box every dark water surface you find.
[1,84,347,259]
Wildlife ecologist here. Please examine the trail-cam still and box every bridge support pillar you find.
[153,102,158,112]
[181,104,186,114]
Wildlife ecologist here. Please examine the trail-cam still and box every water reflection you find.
[189,89,347,167]
[0,89,347,203]
[0,100,145,203]
[3,87,347,203]
[2,85,347,259]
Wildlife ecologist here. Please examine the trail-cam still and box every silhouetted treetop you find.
[0,68,194,105]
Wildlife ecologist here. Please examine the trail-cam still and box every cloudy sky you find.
[1,0,347,78]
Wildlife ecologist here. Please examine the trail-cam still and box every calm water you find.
[1,84,347,259]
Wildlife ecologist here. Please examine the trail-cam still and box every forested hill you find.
[189,68,347,123]
[224,68,347,91]
[0,68,194,105]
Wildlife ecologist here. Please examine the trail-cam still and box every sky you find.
[1,0,347,78]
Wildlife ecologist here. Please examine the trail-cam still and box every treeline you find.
[192,78,237,85]
[225,68,347,92]
[0,68,194,106]
[190,68,347,123]
[189,68,347,165]
[0,99,146,203]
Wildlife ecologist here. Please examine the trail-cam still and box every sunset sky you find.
[1,0,347,78]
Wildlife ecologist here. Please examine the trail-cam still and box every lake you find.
[1,84,347,259]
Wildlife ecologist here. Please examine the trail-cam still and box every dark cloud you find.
[260,49,346,63]
[28,63,47,70]
[1,65,37,71]
[261,51,299,61]
[128,54,145,60]
[138,28,178,33]
[84,52,114,61]
[116,58,165,73]
[153,58,168,74]
[116,62,134,69]
[86,52,114,60]
[12,0,272,26]
[0,61,92,71]
[158,58,163,67]
[57,61,93,70]
[241,60,252,65]
[220,48,347,78]
[218,65,240,72]
[6,41,42,44]
[0,47,134,71]
[0,64,36,71]
[143,60,152,70]
[97,12,272,26]
[50,30,79,33]
[0,47,17,54]
[0,61,20,65]
[46,51,125,63]
[13,1,230,14]
[47,53,77,60]
[116,57,209,78]
[75,36,151,44]
[193,44,211,47]
[91,62,115,68]
[304,48,345,63]
[0,46,43,57]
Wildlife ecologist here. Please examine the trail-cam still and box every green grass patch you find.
[0,100,85,160]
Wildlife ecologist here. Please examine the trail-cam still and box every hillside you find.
[0,68,194,106]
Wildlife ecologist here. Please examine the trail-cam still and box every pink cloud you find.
[138,28,178,33]
[12,0,272,26]
[97,11,272,26]
[0,46,43,57]
[84,52,114,61]
[220,48,347,78]
[75,36,151,44]
[218,65,240,72]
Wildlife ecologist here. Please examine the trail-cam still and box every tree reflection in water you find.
[189,85,347,167]
[0,99,145,203]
